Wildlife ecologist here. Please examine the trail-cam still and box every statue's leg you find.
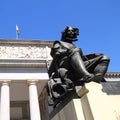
[70,52,101,82]
[83,54,110,83]
[93,55,110,82]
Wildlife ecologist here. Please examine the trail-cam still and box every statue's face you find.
[66,27,77,39]
[61,26,79,42]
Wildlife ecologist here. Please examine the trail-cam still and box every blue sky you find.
[0,0,120,72]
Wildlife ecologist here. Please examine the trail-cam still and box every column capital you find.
[0,80,11,85]
[27,80,39,85]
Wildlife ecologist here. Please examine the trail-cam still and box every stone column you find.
[28,80,41,120]
[0,85,1,120]
[0,80,11,120]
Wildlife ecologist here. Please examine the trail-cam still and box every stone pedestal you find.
[49,82,120,120]
[51,99,85,120]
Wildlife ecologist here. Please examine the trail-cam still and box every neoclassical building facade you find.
[0,39,53,120]
[0,39,120,120]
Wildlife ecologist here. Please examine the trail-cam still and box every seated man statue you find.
[47,26,110,106]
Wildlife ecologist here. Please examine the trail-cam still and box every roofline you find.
[0,39,54,47]
[105,72,120,78]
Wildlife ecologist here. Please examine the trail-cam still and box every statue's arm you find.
[48,58,57,77]
[48,41,62,77]
[51,41,68,57]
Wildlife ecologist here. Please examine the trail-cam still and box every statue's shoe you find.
[92,73,103,83]
[85,73,103,83]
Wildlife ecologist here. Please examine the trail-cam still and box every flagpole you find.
[16,32,18,40]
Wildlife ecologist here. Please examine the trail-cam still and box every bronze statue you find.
[47,26,110,107]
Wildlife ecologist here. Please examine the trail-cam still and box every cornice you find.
[0,39,54,47]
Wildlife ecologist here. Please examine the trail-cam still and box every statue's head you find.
[61,26,79,42]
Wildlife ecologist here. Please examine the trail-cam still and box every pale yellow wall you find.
[83,82,120,120]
